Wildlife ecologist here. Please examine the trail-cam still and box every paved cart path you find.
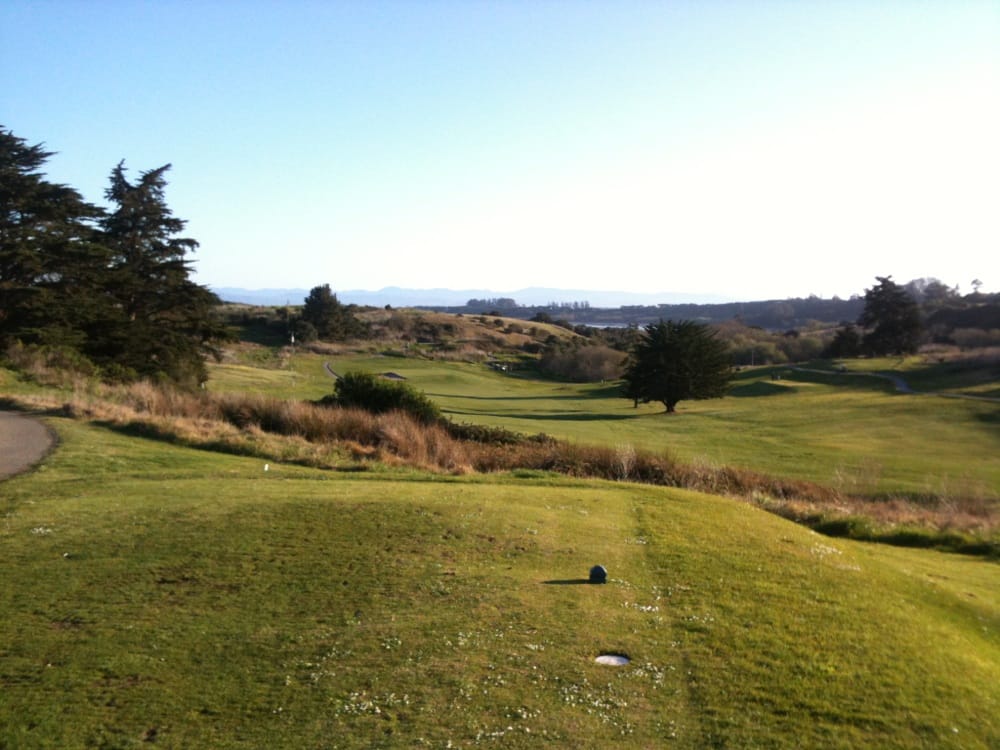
[790,368,1000,403]
[0,411,55,480]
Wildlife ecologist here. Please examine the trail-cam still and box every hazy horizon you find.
[210,281,886,309]
[211,283,736,308]
[3,1,997,299]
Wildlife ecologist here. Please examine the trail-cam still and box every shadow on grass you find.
[542,579,595,585]
[784,370,898,392]
[429,380,626,403]
[728,382,798,398]
[430,392,613,403]
[974,409,1000,435]
[446,409,635,422]
[810,515,999,558]
[504,411,636,422]
[0,397,72,417]
[583,383,629,399]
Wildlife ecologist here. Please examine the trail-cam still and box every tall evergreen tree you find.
[98,162,227,385]
[858,276,922,356]
[621,319,733,413]
[300,283,366,340]
[0,128,110,349]
[825,323,863,358]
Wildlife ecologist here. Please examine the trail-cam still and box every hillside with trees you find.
[5,126,997,390]
[212,271,999,394]
[425,282,999,343]
[427,295,866,329]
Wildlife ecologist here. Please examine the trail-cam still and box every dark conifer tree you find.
[858,276,922,356]
[98,162,227,385]
[300,283,366,340]
[621,319,733,412]
[825,323,863,358]
[0,128,110,349]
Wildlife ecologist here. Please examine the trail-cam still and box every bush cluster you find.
[324,371,442,424]
[539,343,625,382]
[444,421,542,445]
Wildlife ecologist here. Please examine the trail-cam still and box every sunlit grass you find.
[1,418,997,748]
[208,359,331,401]
[207,353,1000,499]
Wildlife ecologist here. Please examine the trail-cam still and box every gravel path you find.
[0,411,56,480]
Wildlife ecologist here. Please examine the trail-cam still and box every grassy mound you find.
[2,418,997,748]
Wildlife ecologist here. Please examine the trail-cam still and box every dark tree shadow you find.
[728,381,798,398]
[542,579,598,585]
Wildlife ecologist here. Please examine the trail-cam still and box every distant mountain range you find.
[211,286,733,308]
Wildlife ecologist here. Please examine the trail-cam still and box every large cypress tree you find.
[0,128,110,349]
[858,276,922,356]
[621,319,733,413]
[98,162,227,385]
[299,283,366,340]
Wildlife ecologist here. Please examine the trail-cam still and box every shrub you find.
[812,516,875,539]
[326,371,442,424]
[292,319,318,343]
[446,421,520,444]
[781,334,825,362]
[3,342,99,386]
[539,344,625,382]
[951,328,1000,349]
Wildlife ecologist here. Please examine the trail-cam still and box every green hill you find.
[1,416,997,748]
[2,324,998,747]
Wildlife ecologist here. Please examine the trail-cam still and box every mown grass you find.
[206,352,1000,503]
[823,354,1000,399]
[208,357,333,402]
[6,350,997,553]
[1,418,998,748]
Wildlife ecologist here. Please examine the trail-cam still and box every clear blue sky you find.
[2,1,997,301]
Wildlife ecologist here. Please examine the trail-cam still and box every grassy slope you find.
[2,418,997,748]
[830,355,1000,399]
[208,353,1000,499]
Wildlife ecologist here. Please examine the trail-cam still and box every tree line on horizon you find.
[440,278,997,334]
[225,273,997,388]
[4,126,997,392]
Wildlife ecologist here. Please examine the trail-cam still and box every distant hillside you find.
[211,286,863,330]
[432,297,866,331]
[211,286,732,308]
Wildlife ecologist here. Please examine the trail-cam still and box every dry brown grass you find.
[6,355,996,547]
[920,344,1000,365]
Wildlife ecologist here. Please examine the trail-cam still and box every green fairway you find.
[207,353,1000,498]
[2,418,997,748]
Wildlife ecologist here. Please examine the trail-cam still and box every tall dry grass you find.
[28,375,848,504]
[6,355,996,549]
